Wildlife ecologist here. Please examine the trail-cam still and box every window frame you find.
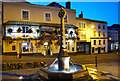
[98,31,101,37]
[98,24,101,29]
[103,25,105,29]
[99,40,101,45]
[44,12,52,22]
[12,45,15,50]
[21,9,30,20]
[103,40,106,45]
[93,31,96,37]
[103,32,106,37]
[80,31,86,39]
[94,40,96,45]
[79,22,86,28]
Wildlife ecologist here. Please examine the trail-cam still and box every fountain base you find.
[35,64,91,80]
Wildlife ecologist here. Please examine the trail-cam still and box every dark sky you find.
[28,1,118,26]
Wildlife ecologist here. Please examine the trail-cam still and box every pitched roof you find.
[47,2,64,8]
[3,2,76,12]
[76,17,107,24]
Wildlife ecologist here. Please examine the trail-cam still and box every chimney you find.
[66,1,71,9]
[79,11,83,18]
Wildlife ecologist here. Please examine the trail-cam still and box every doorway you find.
[98,47,101,54]
[22,42,33,53]
[23,42,29,52]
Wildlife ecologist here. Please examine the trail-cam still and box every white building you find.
[76,18,108,54]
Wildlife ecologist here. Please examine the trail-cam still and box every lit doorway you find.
[22,42,34,53]
[23,42,29,53]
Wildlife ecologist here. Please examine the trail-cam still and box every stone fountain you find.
[30,7,91,81]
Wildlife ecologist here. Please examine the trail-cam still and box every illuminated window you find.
[98,31,101,37]
[98,24,101,29]
[91,25,95,29]
[99,40,101,45]
[94,40,96,45]
[80,31,86,39]
[103,25,105,29]
[45,13,51,21]
[103,40,106,44]
[93,31,96,37]
[103,32,106,37]
[22,10,29,20]
[64,15,68,23]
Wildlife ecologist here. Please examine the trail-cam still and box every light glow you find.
[44,42,48,45]
[91,25,94,29]
[19,76,23,79]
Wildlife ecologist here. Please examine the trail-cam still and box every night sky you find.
[27,1,118,26]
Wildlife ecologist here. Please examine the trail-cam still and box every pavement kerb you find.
[85,64,120,80]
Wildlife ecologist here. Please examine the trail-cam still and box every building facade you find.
[2,2,108,55]
[107,29,118,52]
[76,18,108,54]
[108,24,120,52]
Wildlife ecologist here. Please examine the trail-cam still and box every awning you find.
[4,21,78,29]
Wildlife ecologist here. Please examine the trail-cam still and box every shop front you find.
[77,42,91,54]
[3,21,78,55]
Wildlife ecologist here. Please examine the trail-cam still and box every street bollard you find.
[95,56,97,68]
[17,63,20,70]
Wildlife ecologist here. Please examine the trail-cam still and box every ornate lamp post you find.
[58,7,70,71]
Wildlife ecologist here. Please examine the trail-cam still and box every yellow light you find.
[91,25,94,28]
[109,37,111,40]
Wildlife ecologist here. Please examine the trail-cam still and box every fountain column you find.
[58,7,70,71]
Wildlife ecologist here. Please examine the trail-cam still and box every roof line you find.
[76,17,107,24]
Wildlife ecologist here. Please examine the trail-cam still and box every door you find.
[22,42,29,53]
[85,45,89,54]
[98,47,101,54]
